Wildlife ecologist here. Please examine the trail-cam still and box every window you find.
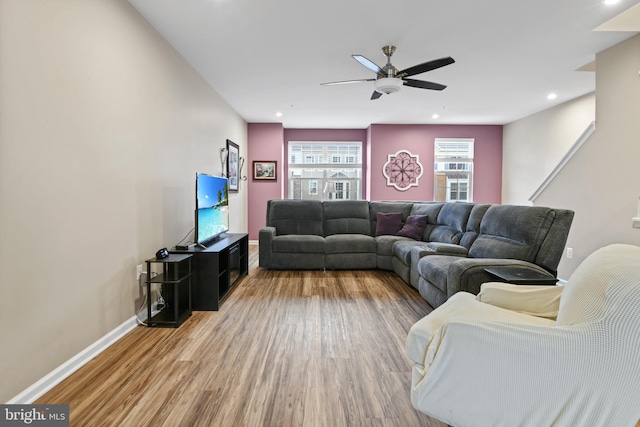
[434,138,474,202]
[449,181,468,200]
[446,163,469,170]
[288,142,362,200]
[334,181,349,199]
[309,180,318,195]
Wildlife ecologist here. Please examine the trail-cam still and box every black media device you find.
[155,247,169,259]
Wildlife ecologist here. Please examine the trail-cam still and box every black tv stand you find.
[171,233,248,310]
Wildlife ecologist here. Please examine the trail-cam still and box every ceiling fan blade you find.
[403,78,447,91]
[353,55,383,74]
[321,78,375,86]
[398,57,455,78]
[371,91,383,100]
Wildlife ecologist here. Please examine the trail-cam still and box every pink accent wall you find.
[248,123,284,240]
[368,124,502,203]
[247,123,502,240]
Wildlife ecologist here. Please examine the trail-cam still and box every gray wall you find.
[504,34,640,280]
[0,0,247,402]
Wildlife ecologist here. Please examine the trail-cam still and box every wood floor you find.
[37,245,446,427]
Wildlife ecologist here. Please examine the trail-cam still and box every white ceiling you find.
[128,0,640,129]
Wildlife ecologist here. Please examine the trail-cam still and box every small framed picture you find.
[253,161,277,180]
[226,139,239,192]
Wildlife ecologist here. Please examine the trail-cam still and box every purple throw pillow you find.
[375,212,403,236]
[397,215,428,240]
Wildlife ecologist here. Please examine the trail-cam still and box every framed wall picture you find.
[226,139,239,192]
[253,161,277,180]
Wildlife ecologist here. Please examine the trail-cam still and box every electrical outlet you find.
[136,264,143,280]
[566,247,573,259]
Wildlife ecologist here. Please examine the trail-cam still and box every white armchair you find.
[406,244,640,427]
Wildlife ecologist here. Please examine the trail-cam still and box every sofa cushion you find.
[426,242,469,256]
[428,202,476,245]
[418,255,461,293]
[268,199,324,236]
[410,203,444,240]
[375,212,403,236]
[459,204,491,249]
[376,235,410,257]
[325,234,376,254]
[272,235,325,253]
[410,203,444,221]
[437,202,475,230]
[469,205,555,262]
[397,215,428,240]
[429,225,463,245]
[392,240,427,265]
[323,200,371,236]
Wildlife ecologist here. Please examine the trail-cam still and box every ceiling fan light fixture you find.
[374,77,403,94]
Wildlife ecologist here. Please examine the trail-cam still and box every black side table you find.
[484,267,558,285]
[145,254,192,327]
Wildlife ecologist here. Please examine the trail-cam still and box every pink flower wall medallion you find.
[383,150,423,191]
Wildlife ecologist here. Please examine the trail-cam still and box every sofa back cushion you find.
[267,199,324,236]
[459,204,491,249]
[428,202,476,245]
[469,205,555,263]
[410,203,443,240]
[323,200,371,236]
[369,202,414,236]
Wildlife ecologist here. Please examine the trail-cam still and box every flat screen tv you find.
[195,173,229,246]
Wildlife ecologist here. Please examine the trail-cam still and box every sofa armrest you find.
[446,258,553,297]
[477,282,564,319]
[426,242,468,257]
[258,226,277,268]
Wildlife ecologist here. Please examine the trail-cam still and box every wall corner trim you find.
[7,316,138,404]
[529,121,596,202]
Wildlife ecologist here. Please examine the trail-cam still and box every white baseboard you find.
[8,316,138,404]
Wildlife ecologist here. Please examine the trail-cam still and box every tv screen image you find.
[195,173,229,245]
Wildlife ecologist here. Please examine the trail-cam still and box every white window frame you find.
[287,141,362,200]
[434,138,474,202]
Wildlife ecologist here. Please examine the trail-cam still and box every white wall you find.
[503,93,595,206]
[504,34,640,280]
[0,0,247,402]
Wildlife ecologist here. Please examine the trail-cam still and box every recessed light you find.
[604,0,620,5]
[275,112,283,117]
[547,93,557,100]
[432,114,440,119]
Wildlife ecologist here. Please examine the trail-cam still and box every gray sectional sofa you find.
[259,199,574,308]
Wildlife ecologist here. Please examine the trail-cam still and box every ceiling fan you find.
[321,45,455,100]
